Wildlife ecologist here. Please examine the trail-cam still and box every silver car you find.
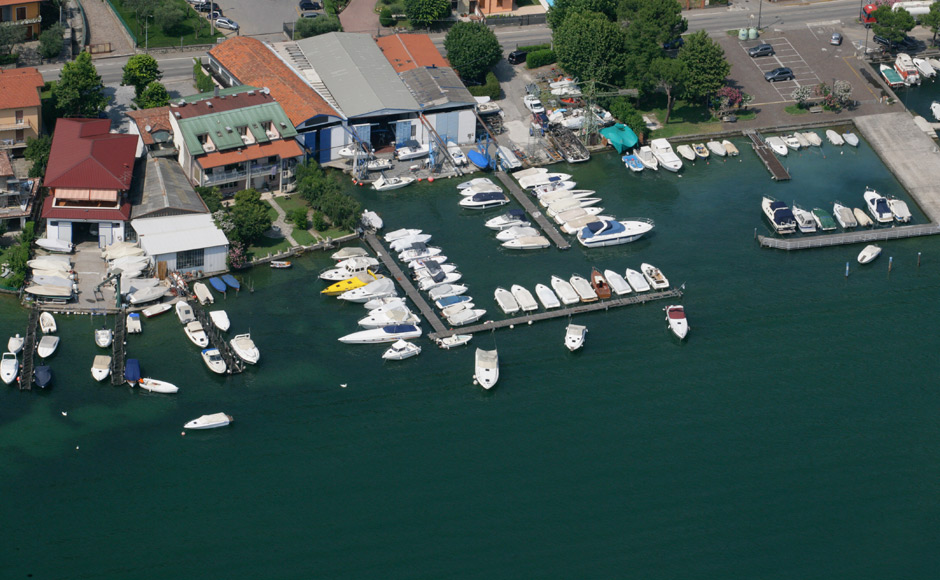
[215,17,239,31]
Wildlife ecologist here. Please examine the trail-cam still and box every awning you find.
[54,188,119,202]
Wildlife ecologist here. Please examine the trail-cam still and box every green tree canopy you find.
[923,3,940,46]
[195,186,223,213]
[678,30,730,103]
[609,97,648,142]
[122,54,163,98]
[619,0,687,94]
[872,5,916,44]
[154,1,186,35]
[546,0,618,29]
[53,51,109,118]
[38,24,65,60]
[0,24,26,55]
[137,81,170,109]
[295,15,342,38]
[229,189,273,244]
[649,57,687,124]
[443,22,502,82]
[554,11,628,86]
[24,135,52,179]
[403,0,450,28]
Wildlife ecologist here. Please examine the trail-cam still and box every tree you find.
[554,12,628,86]
[920,2,940,46]
[609,97,648,142]
[678,30,730,104]
[546,0,618,29]
[619,0,687,46]
[0,25,26,55]
[649,57,687,124]
[122,54,162,98]
[229,189,273,245]
[24,135,52,179]
[53,52,109,118]
[294,15,342,38]
[379,7,394,27]
[195,186,223,213]
[289,208,308,230]
[872,5,916,44]
[403,0,450,28]
[154,1,186,35]
[443,22,502,82]
[39,24,65,60]
[790,85,812,108]
[137,81,170,109]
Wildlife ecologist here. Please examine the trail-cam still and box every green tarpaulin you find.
[599,124,638,153]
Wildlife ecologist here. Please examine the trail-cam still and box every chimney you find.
[214,86,220,97]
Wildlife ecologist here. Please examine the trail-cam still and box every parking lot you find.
[739,37,821,100]
[201,0,307,38]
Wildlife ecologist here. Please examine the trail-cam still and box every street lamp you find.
[757,0,763,30]
[143,15,154,52]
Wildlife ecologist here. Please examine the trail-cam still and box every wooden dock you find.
[428,288,684,340]
[494,172,572,250]
[744,130,791,181]
[758,223,940,250]
[19,308,38,390]
[110,312,126,385]
[190,300,245,375]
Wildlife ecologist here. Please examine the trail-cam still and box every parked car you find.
[507,50,527,65]
[764,67,794,82]
[300,10,320,18]
[830,32,843,46]
[748,43,774,58]
[873,34,917,52]
[215,17,239,30]
[197,2,221,13]
[207,10,222,20]
[299,0,322,10]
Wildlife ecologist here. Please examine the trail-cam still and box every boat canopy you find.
[580,220,625,239]
[507,209,526,219]
[382,325,418,334]
[667,307,685,319]
[599,124,639,153]
[472,192,506,202]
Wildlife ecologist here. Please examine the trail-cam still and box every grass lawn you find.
[293,228,316,246]
[643,94,727,139]
[110,0,222,48]
[264,201,279,223]
[41,84,56,132]
[317,227,351,240]
[247,235,291,259]
[274,195,309,214]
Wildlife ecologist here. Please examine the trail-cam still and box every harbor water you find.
[2,138,940,578]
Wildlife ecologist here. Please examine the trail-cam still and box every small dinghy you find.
[91,355,111,382]
[382,339,421,361]
[474,348,499,390]
[126,312,142,334]
[842,131,859,147]
[564,324,587,352]
[34,365,52,389]
[143,303,172,318]
[221,274,241,291]
[8,334,23,354]
[201,348,227,374]
[665,305,689,340]
[436,334,472,349]
[39,312,56,334]
[826,130,844,146]
[139,378,179,394]
[209,310,231,332]
[270,260,292,269]
[193,282,214,305]
[854,207,873,227]
[622,154,644,172]
[124,359,141,386]
[37,335,59,358]
[857,244,882,264]
[184,413,233,430]
[208,277,227,293]
[95,328,113,348]
[1,352,18,384]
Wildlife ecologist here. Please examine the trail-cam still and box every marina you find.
[494,172,571,250]
[744,130,791,181]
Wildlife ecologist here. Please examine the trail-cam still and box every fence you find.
[484,13,546,27]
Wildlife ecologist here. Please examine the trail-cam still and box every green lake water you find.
[2,136,939,578]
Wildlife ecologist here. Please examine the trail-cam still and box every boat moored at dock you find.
[761,197,797,234]
[864,188,894,223]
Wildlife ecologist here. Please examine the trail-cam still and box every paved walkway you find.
[71,241,115,312]
[261,193,298,246]
[79,0,135,56]
[338,0,380,34]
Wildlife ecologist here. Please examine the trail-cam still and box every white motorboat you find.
[793,132,811,148]
[209,310,231,332]
[382,339,422,360]
[408,256,449,271]
[564,324,587,352]
[641,263,669,290]
[649,138,683,172]
[394,143,430,160]
[511,285,538,312]
[842,131,859,147]
[435,295,471,310]
[31,274,73,289]
[338,145,364,158]
[457,177,496,190]
[496,226,540,242]
[338,277,398,303]
[546,197,601,217]
[474,348,499,390]
[476,101,501,115]
[854,207,873,227]
[139,378,179,394]
[517,172,572,190]
[530,284,559,309]
[784,134,802,150]
[111,255,151,272]
[522,94,544,114]
[765,136,788,156]
[91,355,111,382]
[230,333,260,364]
[358,306,420,329]
[665,305,689,340]
[7,334,23,354]
[676,144,696,161]
[706,140,727,157]
[176,301,195,324]
[436,334,472,349]
[569,274,597,303]
[802,131,822,146]
[447,142,468,166]
[102,243,145,260]
[554,207,605,226]
[446,308,486,326]
[560,213,615,234]
[184,321,209,348]
[35,238,73,253]
[858,244,882,264]
[39,312,56,334]
[459,182,503,196]
[365,158,393,172]
[914,57,936,77]
[398,244,442,262]
[365,296,406,311]
[95,328,113,348]
[201,348,227,374]
[25,285,72,299]
[390,235,433,253]
[833,202,858,229]
[184,412,233,430]
[826,130,844,146]
[441,301,474,319]
[531,180,576,196]
[550,275,579,305]
[319,257,380,281]
[792,205,817,233]
[888,197,912,223]
[721,140,740,156]
[360,209,383,231]
[338,324,422,344]
[537,188,595,205]
[332,247,370,260]
[501,236,550,250]
[931,101,940,122]
[484,209,529,231]
[604,270,632,296]
[637,146,659,170]
[126,312,142,334]
[128,285,168,305]
[1,352,17,384]
[428,284,468,301]
[417,271,462,291]
[37,335,59,358]
[577,219,655,248]
[373,175,416,191]
[864,188,893,223]
[29,254,71,269]
[193,282,213,305]
[413,263,458,279]
[762,197,798,234]
[624,268,650,292]
[459,192,510,209]
[494,287,520,314]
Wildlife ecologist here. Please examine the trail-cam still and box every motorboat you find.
[319,257,380,281]
[665,305,689,340]
[878,63,903,86]
[792,205,817,233]
[625,268,650,292]
[501,236,551,250]
[765,136,788,156]
[496,226,540,242]
[436,334,472,349]
[126,312,142,334]
[184,413,233,430]
[531,180,576,196]
[517,172,572,190]
[641,263,669,290]
[590,268,611,299]
[128,285,168,305]
[721,140,740,156]
[124,359,141,386]
[930,57,940,70]
[622,154,644,172]
[358,306,420,329]
[338,145,365,158]
[417,271,462,291]
[390,234,433,252]
[485,209,529,231]
[29,255,71,269]
[604,270,632,296]
[413,262,458,280]
[222,274,241,291]
[31,274,73,289]
[184,321,209,348]
[858,244,882,264]
[676,144,696,161]
[322,273,379,296]
[208,277,226,293]
[460,182,504,196]
[476,101,501,115]
[522,94,544,114]
[361,209,384,230]
[447,142,468,166]
[511,285,538,312]
[793,132,810,148]
[535,283,560,309]
[39,312,56,334]
[812,208,837,231]
[394,143,430,160]
[435,295,471,310]
[270,260,292,269]
[842,131,859,147]
[826,130,844,146]
[197,347,226,374]
[474,348,499,390]
[101,241,140,260]
[365,296,406,310]
[577,219,654,248]
[409,256,449,270]
[338,324,422,344]
[95,328,113,348]
[209,310,231,332]
[564,324,587,352]
[25,285,72,299]
[382,339,422,360]
[494,287,520,314]
[864,188,894,223]
[550,275,579,305]
[7,334,23,354]
[338,277,397,303]
[333,246,371,260]
[888,197,912,223]
[193,282,213,305]
[761,197,797,234]
[692,143,709,158]
[649,138,683,172]
[783,134,801,150]
[459,192,510,209]
[706,141,727,157]
[34,365,52,389]
[636,146,659,170]
[428,284,468,301]
[914,57,936,78]
[546,197,601,217]
[91,355,111,382]
[441,301,474,319]
[139,378,179,394]
[1,352,17,384]
[230,333,260,364]
[560,213,615,234]
[802,131,822,146]
[457,177,496,190]
[854,207,873,227]
[833,202,858,229]
[373,175,416,191]
[446,308,486,326]
[36,238,73,253]
[176,300,195,324]
[538,189,595,207]
[554,207,605,226]
[895,53,921,85]
[569,274,597,303]
[931,100,940,122]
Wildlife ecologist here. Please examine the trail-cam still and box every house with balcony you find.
[126,106,176,158]
[0,67,44,152]
[41,118,138,247]
[0,0,41,40]
[168,87,304,195]
[0,149,38,231]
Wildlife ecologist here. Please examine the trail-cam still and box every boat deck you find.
[744,130,791,181]
[758,223,940,250]
[19,308,38,390]
[494,172,571,250]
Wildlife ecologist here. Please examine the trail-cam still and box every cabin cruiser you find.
[577,219,654,248]
[858,244,882,264]
[339,277,398,303]
[496,226,540,242]
[474,348,499,390]
[864,188,894,223]
[636,146,659,169]
[649,138,683,172]
[792,205,817,233]
[625,268,650,292]
[485,209,530,230]
[91,355,111,382]
[176,301,195,324]
[184,321,209,348]
[398,243,443,263]
[501,236,551,250]
[408,256,449,270]
[641,263,669,290]
[783,134,801,150]
[812,208,837,231]
[604,270,632,296]
[665,305,689,340]
[95,328,113,348]
[417,270,462,291]
[888,197,912,222]
[510,285,538,312]
[535,284,560,309]
[428,284,468,301]
[538,189,595,207]
[390,234,433,252]
[441,301,475,319]
[761,197,797,234]
[517,172,572,189]
[184,413,233,430]
[319,257,380,281]
[338,324,422,344]
[139,377,179,393]
[209,310,231,332]
[564,324,587,352]
[457,177,496,190]
[459,192,510,209]
[550,275,579,305]
[531,180,576,196]
[436,334,472,349]
[833,202,858,229]
[382,339,422,360]
[230,333,260,364]
[569,274,597,302]
[1,352,17,385]
[494,287,520,314]
[358,306,420,329]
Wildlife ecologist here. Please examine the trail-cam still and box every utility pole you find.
[757,0,763,30]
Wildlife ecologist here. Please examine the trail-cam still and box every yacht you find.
[833,202,858,229]
[641,263,669,290]
[502,236,551,250]
[436,334,472,349]
[517,172,572,189]
[372,175,416,191]
[625,268,650,292]
[428,284,468,301]
[550,275,580,305]
[91,355,111,382]
[649,138,683,172]
[792,205,817,233]
[339,277,398,303]
[636,146,659,170]
[494,287,520,314]
[858,244,882,264]
[319,257,380,281]
[564,324,587,352]
[485,209,530,230]
[1,352,17,384]
[496,226,540,242]
[888,197,912,223]
[812,208,837,231]
[384,228,422,243]
[535,284,560,309]
[577,219,654,248]
[398,244,442,262]
[761,197,797,234]
[447,308,486,326]
[390,234,433,252]
[474,348,499,390]
[184,413,233,430]
[358,306,420,329]
[184,321,209,348]
[382,339,422,360]
[569,274,597,302]
[603,270,632,296]
[510,285,538,312]
[665,305,689,340]
[458,192,510,210]
[864,188,894,223]
[139,378,179,393]
[338,324,422,344]
[230,333,260,364]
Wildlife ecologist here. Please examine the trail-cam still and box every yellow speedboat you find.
[321,272,380,296]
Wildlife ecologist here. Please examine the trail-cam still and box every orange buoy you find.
[428,177,434,183]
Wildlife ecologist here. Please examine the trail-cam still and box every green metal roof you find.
[181,85,259,102]
[177,101,298,156]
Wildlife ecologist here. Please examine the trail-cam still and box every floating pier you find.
[110,313,126,385]
[759,223,940,250]
[19,308,38,390]
[744,130,791,181]
[190,300,245,375]
[494,172,571,250]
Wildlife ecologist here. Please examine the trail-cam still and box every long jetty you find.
[759,222,940,250]
[19,308,38,390]
[744,130,791,181]
[110,312,126,385]
[494,171,571,250]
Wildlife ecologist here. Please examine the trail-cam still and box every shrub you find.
[313,210,327,231]
[525,49,556,69]
[517,43,550,52]
[193,59,214,93]
[467,71,500,100]
[379,7,394,26]
[380,0,393,4]
[0,53,18,66]
[290,207,309,230]
[39,24,64,60]
[295,15,342,38]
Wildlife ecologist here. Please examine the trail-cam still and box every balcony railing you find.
[250,162,278,175]
[203,169,248,185]
[0,119,33,132]
[0,138,27,149]
[0,15,41,27]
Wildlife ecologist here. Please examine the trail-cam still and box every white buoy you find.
[528,321,532,325]
[510,324,514,329]
[61,411,67,416]
[340,383,347,388]
[181,432,186,436]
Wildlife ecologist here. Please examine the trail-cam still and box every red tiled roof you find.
[126,107,172,146]
[197,139,303,169]
[209,37,339,126]
[43,119,138,191]
[174,91,278,119]
[41,196,132,222]
[0,67,43,110]
[0,0,39,7]
[376,34,449,73]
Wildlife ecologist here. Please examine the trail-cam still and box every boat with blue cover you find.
[124,358,141,386]
[208,277,226,292]
[576,219,655,248]
[458,192,510,210]
[467,149,492,170]
[435,295,472,309]
[761,197,797,234]
[34,365,52,389]
[221,274,240,290]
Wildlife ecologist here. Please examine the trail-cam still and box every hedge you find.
[526,49,556,69]
[517,43,550,52]
[193,60,214,93]
[468,72,500,100]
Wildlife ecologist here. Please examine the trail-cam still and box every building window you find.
[176,248,205,270]
[15,110,23,124]
[15,129,23,143]
[16,6,25,20]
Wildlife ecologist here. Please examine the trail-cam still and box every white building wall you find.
[154,244,227,275]
[329,127,345,162]
[457,110,477,145]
